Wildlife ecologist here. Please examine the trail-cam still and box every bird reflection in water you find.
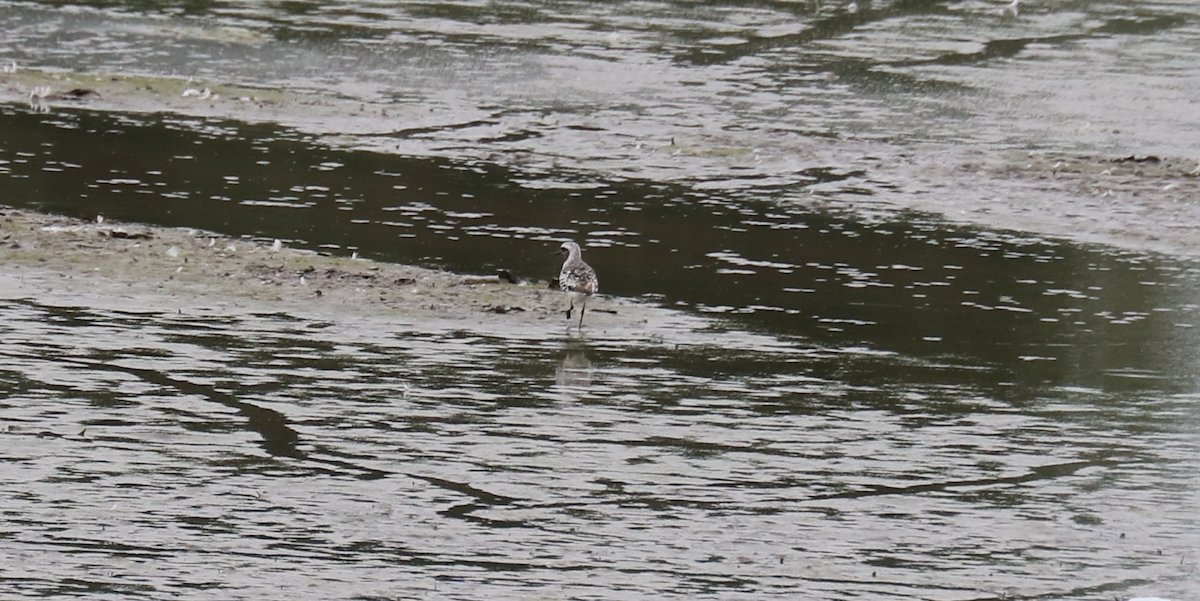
[555,347,593,388]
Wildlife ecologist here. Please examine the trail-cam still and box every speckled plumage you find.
[558,241,598,329]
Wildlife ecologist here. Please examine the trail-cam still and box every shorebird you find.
[557,241,598,330]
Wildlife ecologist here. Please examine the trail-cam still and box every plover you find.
[557,241,598,330]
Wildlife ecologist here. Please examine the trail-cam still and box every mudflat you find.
[0,206,593,326]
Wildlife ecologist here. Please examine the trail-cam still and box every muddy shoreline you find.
[0,206,634,329]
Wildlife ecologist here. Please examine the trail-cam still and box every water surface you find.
[2,0,1200,598]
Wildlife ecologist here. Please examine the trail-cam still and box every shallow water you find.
[3,0,1200,598]
[3,291,1198,600]
[4,103,1200,600]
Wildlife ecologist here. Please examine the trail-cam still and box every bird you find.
[557,241,598,330]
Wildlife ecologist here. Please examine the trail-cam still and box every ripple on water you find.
[1,292,1198,599]
[2,0,1200,597]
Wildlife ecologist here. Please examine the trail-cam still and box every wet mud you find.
[878,148,1200,258]
[0,206,654,332]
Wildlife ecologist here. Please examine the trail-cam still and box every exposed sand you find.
[0,207,622,328]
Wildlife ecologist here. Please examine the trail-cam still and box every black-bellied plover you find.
[558,241,598,330]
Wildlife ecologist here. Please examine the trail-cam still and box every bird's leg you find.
[565,298,574,319]
[577,296,587,330]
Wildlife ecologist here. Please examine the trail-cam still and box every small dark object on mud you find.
[105,229,152,240]
[1113,155,1161,164]
[485,304,526,314]
[62,88,101,100]
[323,268,377,282]
[498,269,518,284]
